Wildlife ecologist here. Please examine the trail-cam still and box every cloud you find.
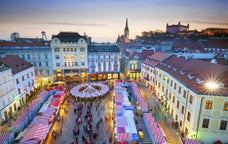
[31,21,106,27]
[194,20,228,26]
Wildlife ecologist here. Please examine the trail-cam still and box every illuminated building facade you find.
[88,43,120,81]
[0,62,17,123]
[155,55,228,143]
[141,52,169,91]
[0,41,53,87]
[51,32,88,83]
[0,56,35,114]
[166,22,189,34]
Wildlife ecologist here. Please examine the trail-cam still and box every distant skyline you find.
[0,0,228,42]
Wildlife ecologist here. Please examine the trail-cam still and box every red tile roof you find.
[206,39,228,49]
[142,52,169,67]
[0,55,33,74]
[157,55,228,96]
[141,50,155,59]
[0,41,47,46]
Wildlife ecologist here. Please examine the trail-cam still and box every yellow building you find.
[155,55,228,143]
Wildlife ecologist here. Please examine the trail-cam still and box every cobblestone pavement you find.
[137,83,182,144]
[45,89,114,144]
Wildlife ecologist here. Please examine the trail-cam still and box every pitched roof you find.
[206,39,228,49]
[141,50,155,59]
[0,55,33,74]
[142,52,169,67]
[52,32,85,43]
[157,55,228,96]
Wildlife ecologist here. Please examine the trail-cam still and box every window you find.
[174,83,176,89]
[28,82,31,87]
[205,100,213,109]
[75,62,78,66]
[55,55,60,59]
[74,48,77,52]
[223,102,228,111]
[63,48,66,52]
[177,100,179,109]
[27,54,30,60]
[81,54,85,59]
[46,61,48,66]
[67,48,70,52]
[162,86,164,91]
[173,96,175,103]
[33,54,36,59]
[81,62,85,66]
[46,70,50,75]
[27,74,29,78]
[202,119,210,128]
[80,48,85,52]
[16,78,19,84]
[187,111,191,121]
[56,63,60,67]
[54,48,60,52]
[178,86,181,94]
[71,48,73,52]
[171,80,173,86]
[22,76,25,81]
[18,88,21,94]
[181,105,184,114]
[220,120,227,130]
[183,90,186,98]
[45,54,48,59]
[189,95,193,104]
[38,54,40,59]
[64,62,67,66]
[22,55,25,59]
[34,62,36,67]
[39,62,41,67]
[169,92,171,99]
[31,72,33,76]
[158,83,160,88]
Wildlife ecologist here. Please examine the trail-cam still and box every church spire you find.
[124,18,129,37]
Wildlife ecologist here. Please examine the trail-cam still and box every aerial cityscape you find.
[0,0,228,144]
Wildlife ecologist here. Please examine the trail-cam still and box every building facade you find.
[0,56,35,111]
[0,62,17,123]
[154,55,228,143]
[88,43,120,81]
[166,22,189,34]
[51,32,88,83]
[122,50,143,79]
[0,42,53,87]
[141,52,169,91]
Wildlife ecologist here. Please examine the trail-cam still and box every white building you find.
[155,55,228,143]
[0,62,17,123]
[88,43,120,81]
[0,41,53,87]
[141,52,169,91]
[51,32,88,83]
[0,55,35,108]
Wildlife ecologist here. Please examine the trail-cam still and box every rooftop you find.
[52,32,86,43]
[157,55,228,96]
[0,55,33,74]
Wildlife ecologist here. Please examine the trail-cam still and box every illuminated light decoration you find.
[205,81,219,90]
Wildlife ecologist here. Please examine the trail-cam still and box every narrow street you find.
[137,83,182,144]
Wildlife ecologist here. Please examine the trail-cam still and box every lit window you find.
[220,120,227,130]
[202,119,209,128]
[223,102,228,111]
[205,100,213,109]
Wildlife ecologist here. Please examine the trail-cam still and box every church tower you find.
[124,18,129,37]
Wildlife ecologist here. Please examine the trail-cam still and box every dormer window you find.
[180,70,186,75]
[196,78,204,85]
[168,65,172,69]
[173,67,177,72]
[188,74,193,80]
